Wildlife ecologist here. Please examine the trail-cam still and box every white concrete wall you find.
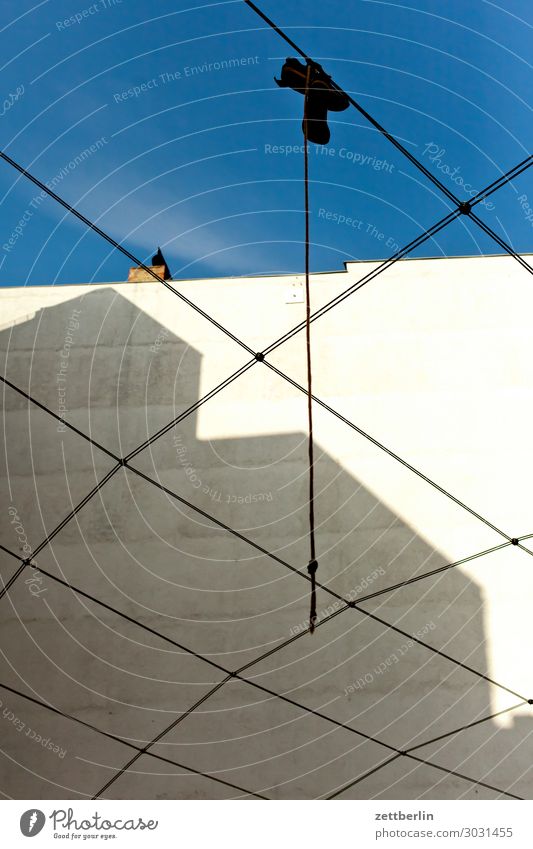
[1,254,532,799]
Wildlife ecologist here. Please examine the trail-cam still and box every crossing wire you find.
[327,702,528,800]
[261,147,533,358]
[0,548,522,801]
[0,493,527,801]
[0,464,122,601]
[2,451,529,800]
[2,430,530,799]
[0,156,529,550]
[261,359,512,541]
[470,155,533,208]
[243,0,533,279]
[0,682,267,800]
[92,677,234,800]
[243,0,459,205]
[0,1,532,800]
[0,150,255,359]
[0,168,531,796]
[0,206,528,798]
[0,205,509,544]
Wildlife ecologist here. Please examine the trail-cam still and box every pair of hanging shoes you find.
[275,57,350,145]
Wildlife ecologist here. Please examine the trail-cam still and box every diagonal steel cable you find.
[262,359,512,541]
[0,681,267,799]
[0,464,122,601]
[1,148,528,554]
[329,702,528,799]
[243,0,533,281]
[326,753,403,799]
[0,150,255,358]
[125,462,527,702]
[3,526,523,801]
[0,3,531,798]
[469,210,533,275]
[0,376,525,705]
[14,551,519,801]
[124,359,257,462]
[0,376,120,464]
[404,702,529,755]
[263,209,460,355]
[302,64,319,633]
[92,676,233,799]
[0,533,515,686]
[0,562,27,601]
[345,542,513,606]
[243,0,460,205]
[470,155,533,209]
[4,537,519,720]
[1,211,511,554]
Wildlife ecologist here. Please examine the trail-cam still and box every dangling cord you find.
[303,61,318,633]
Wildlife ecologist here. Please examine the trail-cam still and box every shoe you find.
[275,57,349,145]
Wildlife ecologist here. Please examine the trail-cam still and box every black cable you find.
[0,681,267,800]
[0,542,22,561]
[329,704,528,800]
[19,559,521,800]
[1,423,525,801]
[263,210,461,356]
[127,462,310,583]
[1,368,523,796]
[471,155,533,208]
[0,465,122,601]
[330,751,523,801]
[2,336,514,558]
[327,753,403,799]
[351,542,512,606]
[0,18,528,577]
[124,358,257,461]
[0,145,522,556]
[0,374,523,707]
[2,357,255,472]
[469,210,533,276]
[405,702,528,754]
[302,63,318,634]
[129,462,527,702]
[243,0,459,205]
[406,753,522,800]
[263,359,512,541]
[350,601,526,701]
[30,463,122,560]
[0,150,255,358]
[0,375,120,464]
[93,677,232,799]
[244,0,533,297]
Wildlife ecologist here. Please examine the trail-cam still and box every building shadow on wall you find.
[0,287,531,800]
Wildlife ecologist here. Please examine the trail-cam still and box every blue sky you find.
[0,0,531,285]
